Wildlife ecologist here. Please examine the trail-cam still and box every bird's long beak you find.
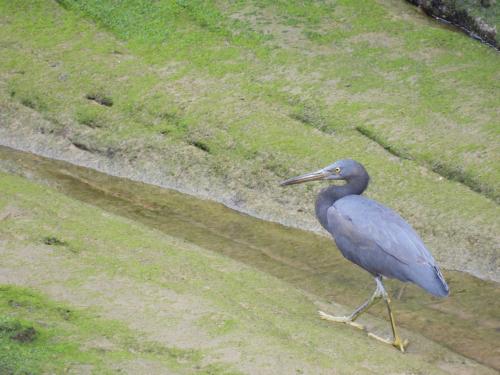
[280,169,330,186]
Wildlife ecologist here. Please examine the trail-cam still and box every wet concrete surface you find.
[1,145,499,370]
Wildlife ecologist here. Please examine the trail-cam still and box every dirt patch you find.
[85,92,113,107]
[0,318,37,343]
[71,141,91,152]
[42,236,67,246]
[188,140,211,153]
[10,326,37,343]
[347,32,401,49]
[0,205,26,221]
[229,6,310,47]
[112,359,174,375]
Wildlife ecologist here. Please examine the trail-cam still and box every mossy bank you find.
[0,0,498,282]
[1,171,497,374]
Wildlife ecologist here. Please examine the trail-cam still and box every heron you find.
[281,159,449,352]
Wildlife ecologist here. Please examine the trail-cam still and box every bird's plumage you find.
[281,159,449,351]
[326,195,449,296]
[283,158,449,298]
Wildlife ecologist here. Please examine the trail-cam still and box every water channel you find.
[0,145,498,370]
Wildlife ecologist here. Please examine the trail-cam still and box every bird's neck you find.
[315,174,369,230]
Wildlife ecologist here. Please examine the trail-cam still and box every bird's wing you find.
[329,195,435,268]
[327,195,448,296]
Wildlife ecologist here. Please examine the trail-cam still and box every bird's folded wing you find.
[331,195,436,267]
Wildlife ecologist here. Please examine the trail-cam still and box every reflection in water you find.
[0,145,498,370]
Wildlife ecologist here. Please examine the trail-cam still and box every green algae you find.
[0,0,499,200]
[0,145,498,371]
[0,0,498,371]
[0,284,231,374]
[0,285,136,374]
[0,166,497,373]
[43,0,500,200]
[0,0,498,286]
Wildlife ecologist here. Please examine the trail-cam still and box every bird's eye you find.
[334,167,341,174]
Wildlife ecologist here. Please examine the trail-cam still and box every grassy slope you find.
[0,144,499,369]
[50,0,500,200]
[0,0,498,280]
[0,171,495,374]
[0,285,204,374]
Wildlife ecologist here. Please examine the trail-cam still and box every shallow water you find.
[1,145,499,370]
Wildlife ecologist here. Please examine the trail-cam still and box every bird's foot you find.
[367,332,409,352]
[318,310,365,330]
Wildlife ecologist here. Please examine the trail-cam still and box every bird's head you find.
[280,159,368,186]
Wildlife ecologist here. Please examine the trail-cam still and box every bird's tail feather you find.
[433,265,449,296]
[411,264,449,297]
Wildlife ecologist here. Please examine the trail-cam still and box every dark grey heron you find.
[281,159,449,352]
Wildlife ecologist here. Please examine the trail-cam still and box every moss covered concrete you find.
[0,171,496,374]
[0,0,498,283]
[1,144,499,369]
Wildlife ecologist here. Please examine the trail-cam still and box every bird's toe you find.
[318,310,365,330]
[318,310,347,322]
[393,338,409,353]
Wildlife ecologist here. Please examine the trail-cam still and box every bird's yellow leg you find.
[368,278,409,352]
[320,277,409,352]
[319,285,383,330]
